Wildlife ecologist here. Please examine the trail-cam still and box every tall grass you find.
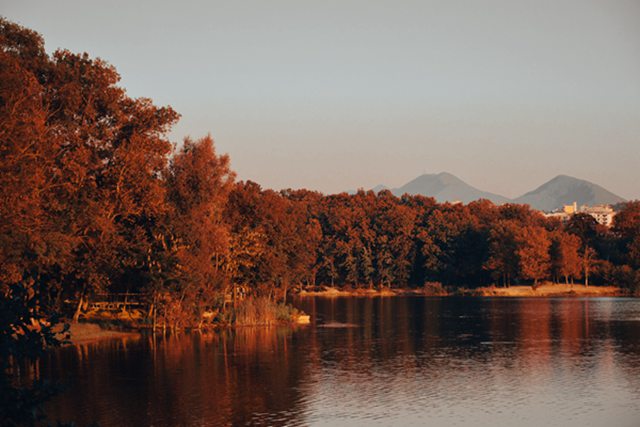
[231,297,302,326]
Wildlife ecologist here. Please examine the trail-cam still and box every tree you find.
[485,220,519,287]
[372,192,416,287]
[515,226,551,285]
[416,204,474,284]
[566,213,603,251]
[550,232,582,284]
[613,201,640,270]
[0,18,70,424]
[163,136,234,327]
[582,246,596,287]
[612,201,640,239]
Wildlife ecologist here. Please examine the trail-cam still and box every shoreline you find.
[461,284,625,297]
[57,285,627,344]
[55,313,311,345]
[298,284,627,298]
[298,287,445,297]
[55,322,141,345]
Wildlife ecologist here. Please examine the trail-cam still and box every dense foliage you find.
[2,18,640,424]
[2,17,640,325]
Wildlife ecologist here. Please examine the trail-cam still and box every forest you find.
[3,17,640,330]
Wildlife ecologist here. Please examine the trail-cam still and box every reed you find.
[231,297,303,326]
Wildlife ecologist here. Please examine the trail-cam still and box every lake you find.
[41,297,640,426]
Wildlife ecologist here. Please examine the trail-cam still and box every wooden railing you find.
[65,293,147,312]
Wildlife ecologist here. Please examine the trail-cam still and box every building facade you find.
[544,203,616,227]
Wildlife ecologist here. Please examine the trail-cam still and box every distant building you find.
[544,211,571,222]
[581,204,616,227]
[543,202,616,227]
[563,202,578,214]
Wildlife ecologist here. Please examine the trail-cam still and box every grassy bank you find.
[55,322,140,345]
[298,283,626,298]
[62,297,310,344]
[461,283,625,297]
[298,283,448,297]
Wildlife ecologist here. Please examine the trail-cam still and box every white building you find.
[543,203,616,227]
[544,211,571,222]
[580,204,616,227]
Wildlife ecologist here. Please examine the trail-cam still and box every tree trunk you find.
[152,303,157,332]
[73,284,87,323]
[585,269,589,287]
[149,295,156,332]
[283,279,289,303]
[72,294,84,323]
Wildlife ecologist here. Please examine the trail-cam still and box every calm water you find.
[41,297,640,427]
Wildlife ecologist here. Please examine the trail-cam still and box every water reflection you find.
[41,298,640,427]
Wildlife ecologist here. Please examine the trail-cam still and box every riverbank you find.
[55,322,140,345]
[462,283,625,297]
[57,298,311,345]
[55,314,310,345]
[56,284,625,343]
[298,284,626,298]
[298,285,448,297]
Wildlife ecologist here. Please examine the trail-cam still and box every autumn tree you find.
[566,213,604,253]
[550,232,582,284]
[516,226,551,285]
[581,246,596,287]
[416,203,490,286]
[485,220,520,287]
[613,201,640,269]
[343,191,414,288]
[162,136,234,326]
[1,16,179,320]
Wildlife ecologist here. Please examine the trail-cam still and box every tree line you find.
[3,18,640,334]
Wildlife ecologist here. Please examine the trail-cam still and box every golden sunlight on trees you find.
[3,17,640,424]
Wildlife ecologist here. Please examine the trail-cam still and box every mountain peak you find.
[515,175,625,211]
[371,184,389,193]
[391,172,509,204]
[435,171,462,184]
[548,174,579,183]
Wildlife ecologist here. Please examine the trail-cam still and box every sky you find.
[3,0,640,199]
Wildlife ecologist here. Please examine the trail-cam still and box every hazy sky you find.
[3,0,640,198]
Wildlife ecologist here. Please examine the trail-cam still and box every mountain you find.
[347,172,625,210]
[371,184,389,193]
[513,175,626,212]
[390,172,510,204]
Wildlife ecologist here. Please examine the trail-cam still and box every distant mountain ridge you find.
[390,172,510,205]
[351,173,625,211]
[513,175,625,212]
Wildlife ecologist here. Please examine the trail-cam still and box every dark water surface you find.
[42,297,640,426]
